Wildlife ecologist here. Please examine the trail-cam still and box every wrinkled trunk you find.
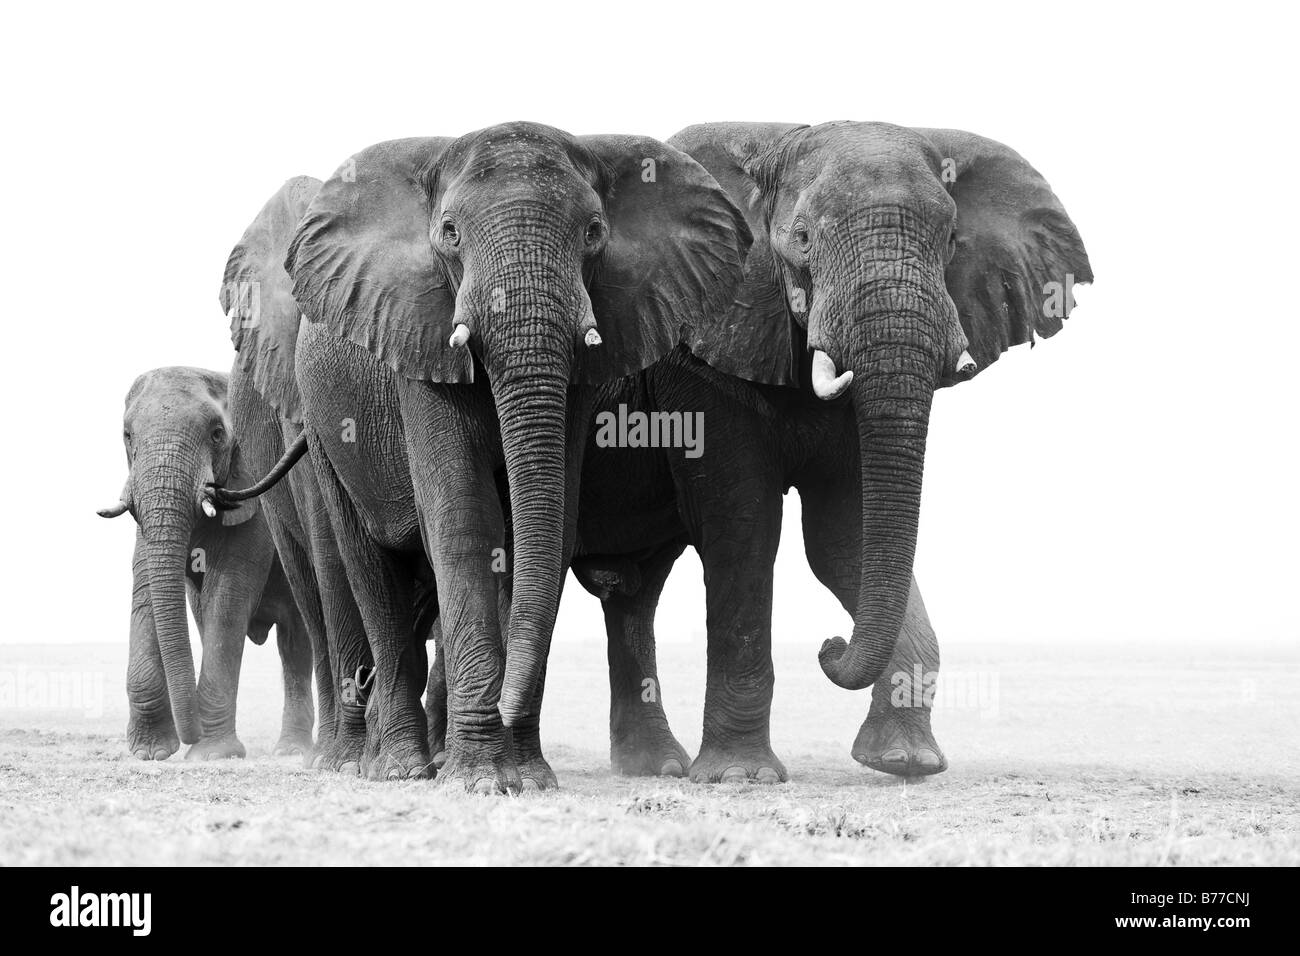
[492,365,570,726]
[136,464,202,744]
[818,337,936,691]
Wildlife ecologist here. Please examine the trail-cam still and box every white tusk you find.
[97,500,129,519]
[449,323,471,348]
[584,328,602,348]
[956,350,977,376]
[811,350,853,400]
[201,499,217,518]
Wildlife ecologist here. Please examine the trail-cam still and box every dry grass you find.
[1,640,1297,865]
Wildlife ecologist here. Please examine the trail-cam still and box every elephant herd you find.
[98,121,1091,792]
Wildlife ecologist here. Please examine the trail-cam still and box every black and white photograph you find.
[0,0,1294,908]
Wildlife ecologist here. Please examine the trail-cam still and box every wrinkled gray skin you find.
[220,176,386,775]
[570,122,1092,782]
[99,367,315,759]
[257,122,749,792]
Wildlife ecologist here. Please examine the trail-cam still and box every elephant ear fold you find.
[575,135,753,384]
[219,441,260,527]
[286,137,471,383]
[221,175,321,423]
[916,129,1094,378]
[667,123,807,386]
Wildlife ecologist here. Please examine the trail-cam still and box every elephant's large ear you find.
[286,137,471,383]
[574,135,753,384]
[915,129,1093,378]
[221,175,321,423]
[665,123,807,386]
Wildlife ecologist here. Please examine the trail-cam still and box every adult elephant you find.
[234,122,750,791]
[573,121,1092,782]
[218,176,380,772]
[99,367,315,759]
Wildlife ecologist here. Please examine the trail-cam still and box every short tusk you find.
[956,350,977,378]
[449,323,471,348]
[97,501,129,519]
[584,328,602,348]
[201,498,217,518]
[811,350,853,400]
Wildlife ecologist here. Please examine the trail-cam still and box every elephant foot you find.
[185,734,246,761]
[610,722,691,778]
[312,726,366,775]
[273,729,315,759]
[515,755,558,792]
[362,735,435,782]
[852,705,947,777]
[127,721,180,761]
[437,747,522,795]
[689,743,787,784]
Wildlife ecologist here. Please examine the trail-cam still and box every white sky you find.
[2,1,1296,648]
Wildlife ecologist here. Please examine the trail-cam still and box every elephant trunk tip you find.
[818,636,882,691]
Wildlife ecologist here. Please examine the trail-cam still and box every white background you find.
[2,1,1295,651]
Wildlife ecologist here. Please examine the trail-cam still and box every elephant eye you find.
[584,218,605,246]
[211,426,226,445]
[440,220,460,247]
[792,225,811,251]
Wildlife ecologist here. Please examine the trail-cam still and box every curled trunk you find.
[818,340,935,690]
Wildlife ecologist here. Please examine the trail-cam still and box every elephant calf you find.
[99,367,315,760]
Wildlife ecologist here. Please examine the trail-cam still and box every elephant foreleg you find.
[800,475,946,776]
[597,541,691,777]
[671,447,786,784]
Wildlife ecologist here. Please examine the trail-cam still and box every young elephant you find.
[99,368,315,760]
[574,122,1092,782]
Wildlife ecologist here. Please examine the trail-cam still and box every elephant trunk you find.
[817,322,937,691]
[492,365,570,726]
[135,451,203,744]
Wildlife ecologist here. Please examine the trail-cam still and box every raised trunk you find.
[818,340,935,690]
[493,368,570,726]
[137,472,202,744]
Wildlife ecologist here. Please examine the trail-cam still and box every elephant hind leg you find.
[272,604,316,758]
[598,540,692,777]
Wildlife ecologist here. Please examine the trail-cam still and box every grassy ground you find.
[1,640,1297,865]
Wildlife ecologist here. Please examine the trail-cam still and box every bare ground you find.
[1,640,1296,866]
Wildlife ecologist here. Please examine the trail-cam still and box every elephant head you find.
[98,368,260,743]
[287,122,751,724]
[674,121,1092,691]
